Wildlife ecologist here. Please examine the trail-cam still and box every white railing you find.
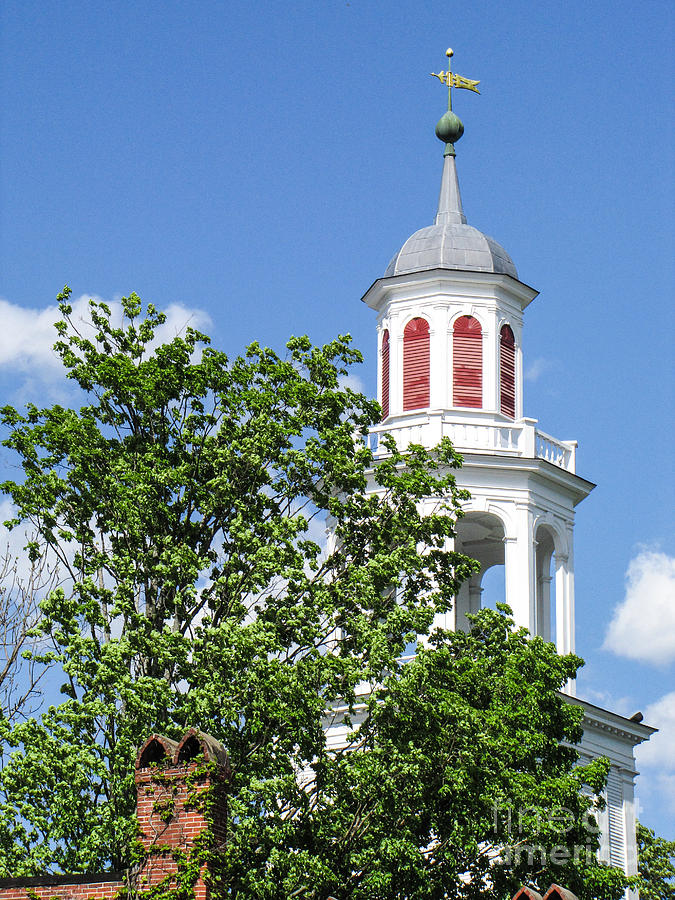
[535,429,577,472]
[364,413,577,473]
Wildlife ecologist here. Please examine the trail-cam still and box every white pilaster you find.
[489,307,500,412]
[390,312,403,417]
[429,306,445,409]
[515,327,524,420]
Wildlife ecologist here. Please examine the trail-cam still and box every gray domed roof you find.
[384,154,518,280]
[385,221,517,278]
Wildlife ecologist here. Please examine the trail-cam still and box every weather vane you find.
[430,47,480,108]
[430,48,480,157]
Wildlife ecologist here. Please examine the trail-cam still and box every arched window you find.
[500,324,516,418]
[403,318,430,411]
[453,315,482,408]
[381,329,390,420]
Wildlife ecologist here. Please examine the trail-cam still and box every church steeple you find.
[362,49,591,665]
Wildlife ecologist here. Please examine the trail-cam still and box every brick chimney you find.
[511,887,580,900]
[134,728,230,898]
[511,889,543,900]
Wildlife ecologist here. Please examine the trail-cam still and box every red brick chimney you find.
[511,888,543,900]
[511,887,580,900]
[542,887,579,900]
[134,728,231,898]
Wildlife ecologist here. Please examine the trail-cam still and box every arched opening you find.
[500,324,516,418]
[453,316,482,408]
[138,738,168,769]
[177,733,202,764]
[403,317,430,411]
[480,564,506,613]
[381,329,390,420]
[535,526,556,643]
[454,512,505,630]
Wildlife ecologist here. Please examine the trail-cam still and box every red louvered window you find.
[500,324,516,418]
[453,315,482,408]
[381,329,390,420]
[403,318,430,411]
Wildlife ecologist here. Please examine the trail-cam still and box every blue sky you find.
[1,1,673,837]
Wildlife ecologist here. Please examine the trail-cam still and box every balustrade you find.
[364,415,576,473]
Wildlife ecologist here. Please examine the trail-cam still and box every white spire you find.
[434,155,467,226]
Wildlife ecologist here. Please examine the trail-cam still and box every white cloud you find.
[635,691,675,816]
[603,549,675,666]
[0,298,66,372]
[0,497,65,603]
[525,357,553,382]
[337,372,366,394]
[639,692,675,768]
[0,294,211,397]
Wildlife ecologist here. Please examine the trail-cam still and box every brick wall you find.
[0,729,230,900]
[0,873,124,899]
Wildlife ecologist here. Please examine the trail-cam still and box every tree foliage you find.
[0,291,630,898]
[637,821,675,900]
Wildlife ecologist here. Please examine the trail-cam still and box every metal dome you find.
[384,221,517,279]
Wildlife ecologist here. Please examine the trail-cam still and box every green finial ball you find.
[435,110,464,145]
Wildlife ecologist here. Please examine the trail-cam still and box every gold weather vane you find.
[430,48,480,106]
[431,47,477,156]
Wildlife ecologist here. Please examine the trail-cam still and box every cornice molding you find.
[361,267,539,312]
[563,694,657,745]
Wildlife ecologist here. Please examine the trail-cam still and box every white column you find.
[504,537,532,632]
[555,552,575,656]
[555,550,577,695]
[469,579,483,615]
[455,579,471,632]
[566,528,576,656]
[504,505,536,632]
[536,573,552,641]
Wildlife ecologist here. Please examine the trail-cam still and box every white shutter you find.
[606,769,626,871]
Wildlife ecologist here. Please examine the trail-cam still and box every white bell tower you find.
[362,131,593,671]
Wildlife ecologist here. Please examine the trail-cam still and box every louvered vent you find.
[403,318,430,411]
[381,329,390,420]
[453,316,482,408]
[606,770,626,871]
[500,324,516,418]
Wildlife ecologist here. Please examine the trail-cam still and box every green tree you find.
[0,291,629,898]
[637,821,675,900]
